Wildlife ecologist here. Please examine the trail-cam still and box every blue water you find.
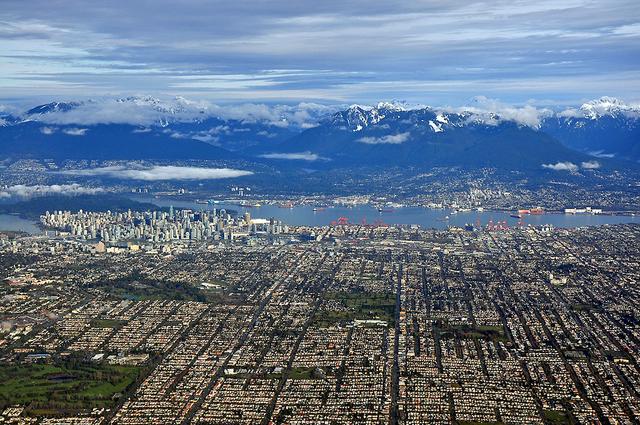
[130,196,639,229]
[0,214,42,234]
[1,198,636,234]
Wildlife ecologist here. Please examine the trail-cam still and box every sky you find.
[1,0,639,106]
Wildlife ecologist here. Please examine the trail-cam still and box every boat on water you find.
[278,202,294,209]
[239,202,261,208]
[510,213,522,219]
[377,208,394,213]
[530,207,545,215]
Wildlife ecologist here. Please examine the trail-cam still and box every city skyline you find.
[1,1,640,424]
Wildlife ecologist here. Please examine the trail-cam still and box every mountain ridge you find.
[1,97,638,166]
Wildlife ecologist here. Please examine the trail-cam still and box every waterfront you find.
[2,197,637,235]
[130,195,640,229]
[0,214,42,234]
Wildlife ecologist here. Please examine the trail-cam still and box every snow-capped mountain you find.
[1,96,638,166]
[324,98,562,135]
[2,97,317,156]
[542,97,640,160]
[263,106,597,170]
[23,96,209,127]
[26,101,81,115]
[292,98,640,163]
[576,97,640,120]
[330,105,394,131]
[19,96,333,128]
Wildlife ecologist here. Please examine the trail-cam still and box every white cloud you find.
[357,132,411,144]
[40,126,56,135]
[581,160,601,169]
[0,184,104,199]
[62,127,88,136]
[444,96,553,128]
[557,108,581,118]
[33,97,209,126]
[192,134,219,143]
[612,23,640,37]
[542,161,578,171]
[27,97,335,128]
[259,151,326,161]
[588,150,615,158]
[0,104,19,115]
[200,102,335,128]
[58,165,253,181]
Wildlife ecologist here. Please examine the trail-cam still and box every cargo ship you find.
[517,207,544,215]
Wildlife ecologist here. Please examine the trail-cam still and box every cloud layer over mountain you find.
[357,132,411,145]
[24,97,336,128]
[259,152,326,161]
[58,165,253,181]
[16,96,639,130]
[0,184,104,198]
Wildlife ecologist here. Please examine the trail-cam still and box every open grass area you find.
[89,318,125,328]
[436,322,508,343]
[543,409,572,424]
[90,277,229,303]
[0,362,141,416]
[288,366,327,380]
[313,291,396,327]
[225,366,327,381]
[265,366,327,380]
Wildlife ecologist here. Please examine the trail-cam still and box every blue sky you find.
[1,0,639,106]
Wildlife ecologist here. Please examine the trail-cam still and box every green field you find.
[90,318,125,328]
[436,322,508,342]
[288,366,327,380]
[91,278,224,303]
[543,409,572,424]
[265,366,327,380]
[0,362,140,416]
[313,291,396,327]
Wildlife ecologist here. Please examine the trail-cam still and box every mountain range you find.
[1,96,638,171]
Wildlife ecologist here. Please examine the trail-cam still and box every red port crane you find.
[331,216,350,226]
